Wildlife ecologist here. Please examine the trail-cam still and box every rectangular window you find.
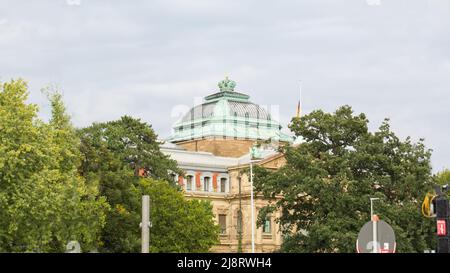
[186,176,193,191]
[236,210,243,237]
[263,217,271,234]
[204,177,210,192]
[220,178,227,193]
[219,214,227,234]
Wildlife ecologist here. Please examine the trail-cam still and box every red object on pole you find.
[437,220,447,236]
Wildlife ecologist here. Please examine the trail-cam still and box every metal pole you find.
[370,197,379,253]
[142,195,150,253]
[372,218,378,253]
[370,201,373,221]
[250,161,255,253]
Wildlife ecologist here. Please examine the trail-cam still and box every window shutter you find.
[196,172,202,188]
[178,175,184,186]
[212,173,218,191]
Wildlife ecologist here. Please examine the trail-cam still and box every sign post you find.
[370,197,380,253]
[141,195,150,253]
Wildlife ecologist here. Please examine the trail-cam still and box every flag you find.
[296,81,302,118]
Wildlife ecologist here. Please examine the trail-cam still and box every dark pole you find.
[435,185,450,253]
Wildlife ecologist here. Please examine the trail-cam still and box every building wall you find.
[175,137,256,158]
[260,155,287,170]
[178,163,283,253]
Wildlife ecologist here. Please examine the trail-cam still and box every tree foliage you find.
[435,169,450,198]
[254,105,435,253]
[0,79,108,252]
[143,179,219,253]
[435,169,450,186]
[78,116,219,252]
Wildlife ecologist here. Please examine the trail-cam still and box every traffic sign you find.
[356,220,396,253]
[437,220,447,236]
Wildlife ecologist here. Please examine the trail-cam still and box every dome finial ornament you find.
[218,76,236,92]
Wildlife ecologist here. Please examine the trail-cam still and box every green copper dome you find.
[168,77,293,143]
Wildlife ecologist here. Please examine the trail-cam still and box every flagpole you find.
[299,80,302,117]
[296,80,302,118]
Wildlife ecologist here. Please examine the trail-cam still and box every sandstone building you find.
[161,77,293,252]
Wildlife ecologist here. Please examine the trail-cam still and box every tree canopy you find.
[435,169,450,186]
[435,169,450,198]
[142,179,219,252]
[78,116,219,252]
[0,79,108,252]
[254,105,435,253]
[1,80,219,252]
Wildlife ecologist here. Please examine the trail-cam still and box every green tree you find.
[435,169,450,198]
[143,179,219,252]
[435,169,450,186]
[78,116,219,252]
[254,105,435,253]
[0,79,108,252]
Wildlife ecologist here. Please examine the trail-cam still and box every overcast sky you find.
[0,0,449,172]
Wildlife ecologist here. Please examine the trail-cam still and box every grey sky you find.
[0,0,449,172]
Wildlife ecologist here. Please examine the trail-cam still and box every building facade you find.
[162,77,293,252]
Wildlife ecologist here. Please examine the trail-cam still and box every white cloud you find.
[0,0,449,171]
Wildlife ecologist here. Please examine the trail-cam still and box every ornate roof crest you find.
[218,76,236,92]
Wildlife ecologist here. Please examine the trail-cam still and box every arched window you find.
[219,214,227,234]
[220,177,227,193]
[186,175,193,191]
[204,177,210,192]
[236,209,243,239]
[263,216,272,234]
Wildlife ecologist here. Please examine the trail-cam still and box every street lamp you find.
[370,197,380,253]
[370,197,379,221]
[249,145,262,253]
